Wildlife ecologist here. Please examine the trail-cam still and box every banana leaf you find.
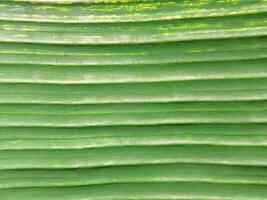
[0,0,267,199]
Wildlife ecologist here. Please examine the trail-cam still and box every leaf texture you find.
[0,0,267,199]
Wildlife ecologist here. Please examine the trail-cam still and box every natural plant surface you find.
[0,0,267,199]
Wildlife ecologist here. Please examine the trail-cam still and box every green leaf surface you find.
[0,0,267,199]
[1,0,267,23]
[1,13,267,44]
